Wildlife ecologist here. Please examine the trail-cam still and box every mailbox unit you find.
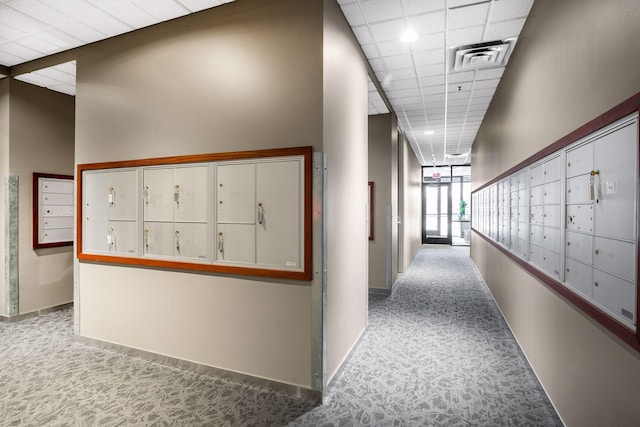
[77,147,312,281]
[33,173,74,249]
[472,111,639,334]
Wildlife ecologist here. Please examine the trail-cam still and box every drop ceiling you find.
[0,0,534,166]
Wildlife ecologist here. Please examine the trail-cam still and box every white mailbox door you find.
[566,231,593,265]
[108,221,137,255]
[566,142,593,179]
[175,223,209,261]
[109,170,137,221]
[144,222,174,257]
[144,168,174,221]
[217,223,255,264]
[566,175,590,204]
[256,160,302,269]
[83,171,110,253]
[530,164,544,187]
[593,269,636,325]
[175,166,208,222]
[565,258,592,298]
[217,163,256,223]
[544,156,562,183]
[593,237,635,281]
[594,122,637,241]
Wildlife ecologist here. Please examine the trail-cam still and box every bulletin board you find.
[76,146,313,281]
[33,173,74,249]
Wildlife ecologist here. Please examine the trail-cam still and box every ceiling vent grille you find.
[450,38,517,72]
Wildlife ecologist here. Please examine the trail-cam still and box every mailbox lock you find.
[594,249,599,255]
[594,281,599,287]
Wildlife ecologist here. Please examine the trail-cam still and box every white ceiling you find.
[0,0,534,166]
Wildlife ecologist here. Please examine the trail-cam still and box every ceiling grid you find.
[0,0,534,165]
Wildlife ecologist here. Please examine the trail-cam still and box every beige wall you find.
[0,78,8,316]
[471,0,640,425]
[75,0,369,391]
[75,0,323,389]
[401,134,422,271]
[368,113,398,290]
[9,80,75,315]
[322,0,369,382]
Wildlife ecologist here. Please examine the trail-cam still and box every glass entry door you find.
[423,182,452,244]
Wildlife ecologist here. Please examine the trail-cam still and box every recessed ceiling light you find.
[424,130,435,135]
[400,29,419,43]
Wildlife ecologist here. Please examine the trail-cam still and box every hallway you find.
[0,246,562,426]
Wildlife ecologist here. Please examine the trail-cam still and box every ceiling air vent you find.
[450,38,517,72]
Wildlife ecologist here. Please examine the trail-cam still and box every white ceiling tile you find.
[475,67,504,80]
[489,0,534,22]
[83,10,133,35]
[0,5,47,33]
[0,49,23,65]
[402,0,445,16]
[99,2,156,29]
[8,0,69,26]
[383,53,413,70]
[473,78,500,90]
[448,1,489,30]
[1,41,40,60]
[376,39,410,56]
[471,87,497,98]
[38,0,99,20]
[422,85,444,95]
[132,0,189,21]
[483,18,526,41]
[53,60,76,75]
[58,20,106,43]
[18,34,58,53]
[447,71,475,83]
[447,26,484,48]
[0,22,26,39]
[360,0,403,23]
[361,43,380,58]
[48,82,76,95]
[175,0,224,13]
[388,88,421,99]
[369,19,404,42]
[14,71,59,86]
[423,93,445,103]
[411,32,444,51]
[407,10,444,35]
[393,95,422,105]
[382,67,417,81]
[35,66,74,83]
[413,49,444,66]
[369,57,386,72]
[390,78,419,90]
[340,3,367,26]
[419,74,445,88]
[417,63,444,77]
[35,28,82,48]
[352,25,375,44]
[448,82,471,92]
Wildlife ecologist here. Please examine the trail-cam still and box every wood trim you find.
[471,91,640,352]
[77,146,313,281]
[33,172,74,250]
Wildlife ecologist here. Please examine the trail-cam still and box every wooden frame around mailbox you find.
[471,92,640,352]
[77,146,313,281]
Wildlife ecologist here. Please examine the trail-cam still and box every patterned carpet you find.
[0,246,563,426]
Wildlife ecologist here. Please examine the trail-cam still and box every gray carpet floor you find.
[0,246,563,426]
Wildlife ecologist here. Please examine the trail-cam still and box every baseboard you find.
[0,302,73,323]
[75,335,322,404]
